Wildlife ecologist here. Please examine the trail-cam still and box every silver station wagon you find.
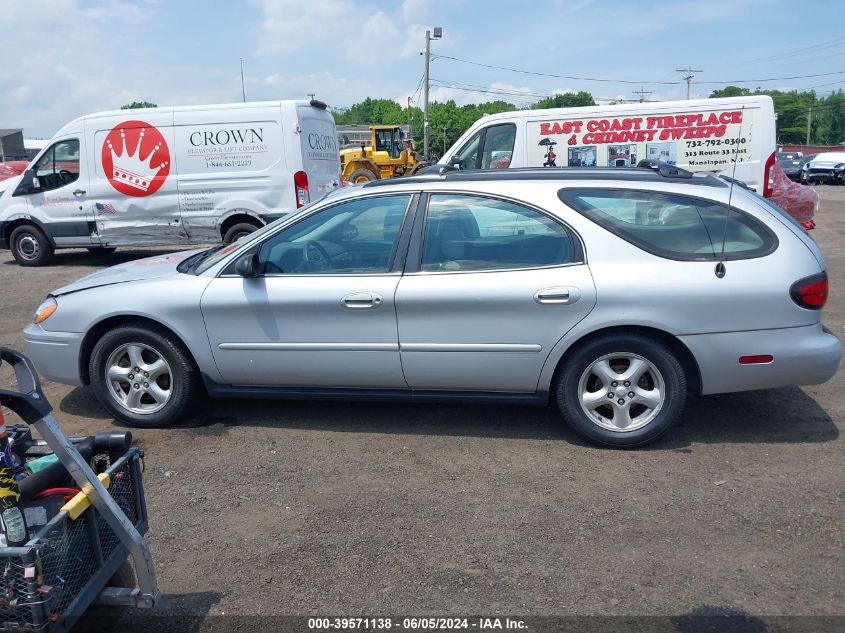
[23,166,841,447]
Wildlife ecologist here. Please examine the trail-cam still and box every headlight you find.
[33,297,57,324]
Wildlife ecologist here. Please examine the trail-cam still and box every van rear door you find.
[296,105,340,202]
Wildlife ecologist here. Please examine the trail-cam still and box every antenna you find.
[716,105,746,279]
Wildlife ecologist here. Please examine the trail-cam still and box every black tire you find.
[348,168,377,183]
[9,224,54,266]
[554,334,687,447]
[87,247,117,255]
[223,222,259,244]
[89,323,201,428]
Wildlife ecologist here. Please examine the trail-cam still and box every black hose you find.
[18,431,133,503]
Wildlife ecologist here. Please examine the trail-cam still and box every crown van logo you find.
[101,121,171,197]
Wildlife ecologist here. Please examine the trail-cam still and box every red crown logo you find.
[101,121,170,197]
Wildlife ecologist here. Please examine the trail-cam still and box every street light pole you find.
[423,27,442,163]
[442,126,447,157]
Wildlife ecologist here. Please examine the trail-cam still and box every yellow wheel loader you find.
[339,125,427,183]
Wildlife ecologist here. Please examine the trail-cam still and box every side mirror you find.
[234,253,259,278]
[449,155,461,169]
[13,169,40,197]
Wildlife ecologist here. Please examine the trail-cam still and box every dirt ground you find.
[0,187,843,632]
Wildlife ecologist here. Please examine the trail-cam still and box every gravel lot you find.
[0,187,843,631]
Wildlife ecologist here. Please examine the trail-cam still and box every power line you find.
[696,70,845,84]
[430,79,549,99]
[737,36,845,67]
[433,54,680,85]
[434,53,845,88]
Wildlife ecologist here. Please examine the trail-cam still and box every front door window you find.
[33,139,80,191]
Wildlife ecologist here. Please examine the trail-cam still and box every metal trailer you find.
[0,348,159,631]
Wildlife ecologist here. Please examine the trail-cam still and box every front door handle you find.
[73,189,86,196]
[342,292,384,309]
[534,286,580,305]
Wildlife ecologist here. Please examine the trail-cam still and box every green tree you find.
[120,101,157,109]
[532,91,595,109]
[708,86,752,98]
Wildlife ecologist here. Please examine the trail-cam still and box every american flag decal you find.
[95,202,117,215]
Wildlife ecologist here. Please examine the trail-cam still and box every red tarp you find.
[769,161,817,229]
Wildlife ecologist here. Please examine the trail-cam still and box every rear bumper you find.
[679,323,841,395]
[22,324,85,386]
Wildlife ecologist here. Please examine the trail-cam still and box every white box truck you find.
[0,99,340,265]
[439,96,776,195]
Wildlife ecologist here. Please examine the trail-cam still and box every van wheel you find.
[90,323,200,428]
[348,169,376,184]
[10,225,54,266]
[223,223,259,244]
[554,334,686,447]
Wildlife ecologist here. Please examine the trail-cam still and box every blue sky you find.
[2,0,843,137]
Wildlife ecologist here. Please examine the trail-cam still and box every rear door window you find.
[420,194,579,271]
[559,189,776,261]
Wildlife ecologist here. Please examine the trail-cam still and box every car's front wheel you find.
[555,334,687,447]
[90,323,200,427]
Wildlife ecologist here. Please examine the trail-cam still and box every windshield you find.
[188,195,339,275]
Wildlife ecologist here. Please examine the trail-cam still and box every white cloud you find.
[362,11,399,40]
[401,24,430,59]
[254,0,353,55]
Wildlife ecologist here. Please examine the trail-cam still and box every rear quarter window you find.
[559,188,777,261]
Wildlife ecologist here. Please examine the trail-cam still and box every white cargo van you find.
[0,99,340,265]
[439,96,776,195]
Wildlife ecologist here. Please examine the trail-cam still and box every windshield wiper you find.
[177,245,225,274]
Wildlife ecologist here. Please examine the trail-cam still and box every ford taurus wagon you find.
[23,166,842,446]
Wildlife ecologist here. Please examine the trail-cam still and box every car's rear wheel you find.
[223,222,259,244]
[90,324,200,428]
[555,334,686,447]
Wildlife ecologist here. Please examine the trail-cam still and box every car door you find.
[396,192,596,392]
[23,137,97,246]
[88,113,186,245]
[200,193,415,388]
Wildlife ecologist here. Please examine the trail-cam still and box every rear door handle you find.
[534,286,580,305]
[72,189,86,196]
[342,292,384,309]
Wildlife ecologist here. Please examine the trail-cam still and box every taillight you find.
[763,151,776,198]
[294,170,310,208]
[790,271,828,309]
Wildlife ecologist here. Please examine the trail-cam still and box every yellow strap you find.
[60,473,112,521]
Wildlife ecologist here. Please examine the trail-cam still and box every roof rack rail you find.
[637,160,693,179]
[416,163,460,176]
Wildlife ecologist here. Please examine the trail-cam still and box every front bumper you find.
[807,169,843,182]
[22,323,85,386]
[679,323,841,395]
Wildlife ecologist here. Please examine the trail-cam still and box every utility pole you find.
[442,126,447,157]
[407,96,413,139]
[240,58,246,102]
[633,86,652,103]
[806,105,812,145]
[423,27,442,162]
[675,66,702,100]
